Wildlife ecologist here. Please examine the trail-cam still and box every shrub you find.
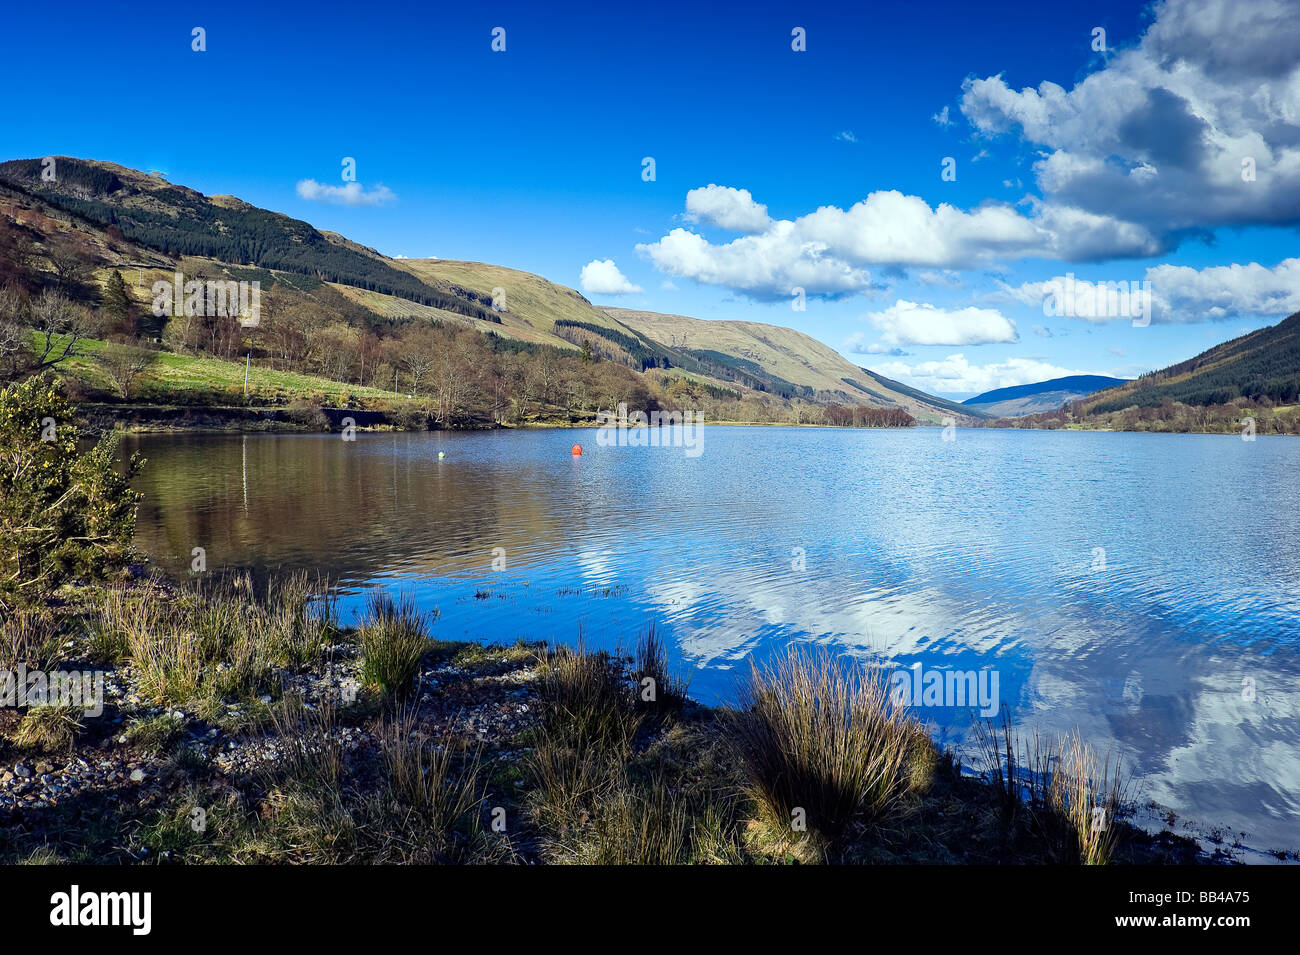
[283,399,329,431]
[0,375,142,609]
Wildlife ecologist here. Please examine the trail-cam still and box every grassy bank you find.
[0,573,1245,866]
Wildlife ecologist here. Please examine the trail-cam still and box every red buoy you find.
[571,444,583,456]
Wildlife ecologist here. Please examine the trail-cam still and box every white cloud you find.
[579,259,643,295]
[638,188,1061,298]
[992,256,1300,323]
[959,0,1300,248]
[933,106,952,127]
[917,269,964,288]
[863,300,1019,346]
[872,354,1087,396]
[1146,257,1300,321]
[638,180,1172,299]
[683,184,772,233]
[636,225,873,300]
[834,130,858,143]
[295,179,395,206]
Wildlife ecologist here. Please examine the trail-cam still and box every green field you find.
[33,334,409,409]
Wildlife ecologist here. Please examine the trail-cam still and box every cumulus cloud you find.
[992,256,1300,323]
[1147,257,1300,321]
[871,354,1088,396]
[960,0,1300,247]
[579,259,643,295]
[862,300,1019,346]
[834,130,858,143]
[295,180,396,206]
[637,179,1176,299]
[683,184,772,233]
[933,106,952,126]
[636,225,873,300]
[637,189,1062,298]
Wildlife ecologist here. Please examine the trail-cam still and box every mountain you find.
[962,374,1129,417]
[605,308,975,423]
[0,158,501,322]
[0,155,966,422]
[1081,314,1300,413]
[983,314,1300,434]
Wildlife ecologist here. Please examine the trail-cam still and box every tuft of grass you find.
[375,707,487,853]
[101,574,338,706]
[1050,730,1128,866]
[126,712,187,754]
[17,846,65,865]
[264,571,337,668]
[14,704,84,751]
[973,710,1130,864]
[525,724,619,837]
[535,638,640,753]
[265,695,345,791]
[0,609,62,670]
[632,623,690,723]
[566,771,692,865]
[358,592,430,699]
[728,646,912,842]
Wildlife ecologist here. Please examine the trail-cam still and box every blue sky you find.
[4,0,1298,399]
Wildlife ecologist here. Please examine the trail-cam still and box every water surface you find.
[122,426,1300,851]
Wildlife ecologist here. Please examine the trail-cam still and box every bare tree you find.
[43,235,98,297]
[31,289,95,368]
[399,329,439,394]
[0,285,30,379]
[101,343,157,399]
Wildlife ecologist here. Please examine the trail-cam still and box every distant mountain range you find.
[962,375,1129,417]
[0,156,965,422]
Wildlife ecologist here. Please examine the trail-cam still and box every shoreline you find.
[3,572,1289,865]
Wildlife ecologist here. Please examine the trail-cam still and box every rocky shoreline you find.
[2,570,1282,866]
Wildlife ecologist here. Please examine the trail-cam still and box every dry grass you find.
[1051,730,1128,865]
[254,697,490,863]
[96,574,337,705]
[13,704,84,751]
[0,609,61,670]
[728,646,913,842]
[535,637,640,752]
[973,711,1130,865]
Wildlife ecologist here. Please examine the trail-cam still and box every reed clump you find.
[357,592,430,700]
[728,646,914,843]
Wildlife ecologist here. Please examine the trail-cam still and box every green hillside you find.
[1085,312,1300,413]
[0,155,966,428]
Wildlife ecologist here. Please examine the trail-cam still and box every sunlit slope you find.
[605,307,972,421]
